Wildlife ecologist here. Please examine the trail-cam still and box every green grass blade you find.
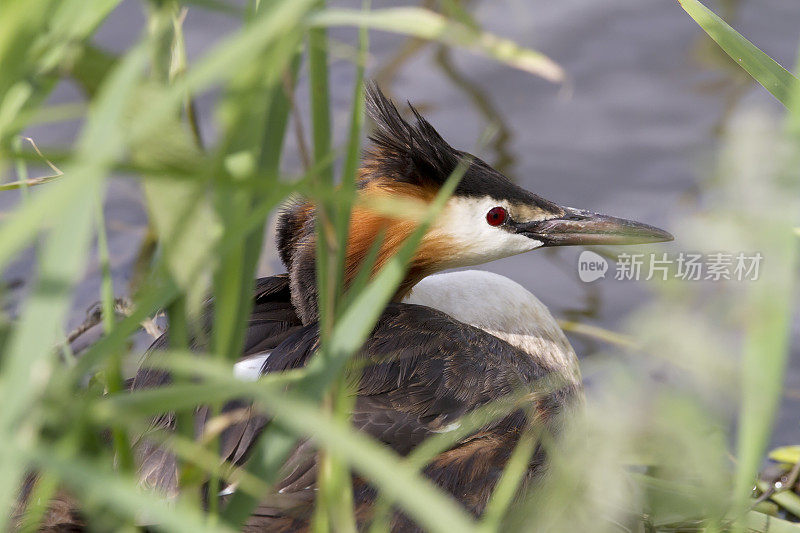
[129,0,318,145]
[208,1,311,519]
[17,473,59,533]
[0,44,149,273]
[756,481,800,520]
[94,189,135,472]
[36,0,123,73]
[479,430,538,531]
[677,0,800,109]
[745,510,800,533]
[768,446,800,464]
[307,0,366,529]
[210,0,310,363]
[0,0,50,119]
[308,2,333,187]
[332,0,370,313]
[11,136,30,200]
[28,448,235,533]
[322,161,467,372]
[219,49,304,530]
[309,0,337,349]
[309,7,563,82]
[0,0,121,150]
[220,426,299,527]
[0,43,148,527]
[105,374,479,533]
[734,228,798,506]
[71,174,301,382]
[369,391,529,531]
[257,385,480,533]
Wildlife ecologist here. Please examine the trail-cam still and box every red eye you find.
[486,206,508,226]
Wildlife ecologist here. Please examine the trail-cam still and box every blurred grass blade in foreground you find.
[309,6,564,82]
[677,0,799,109]
[3,0,800,531]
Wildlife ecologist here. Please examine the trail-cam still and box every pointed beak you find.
[518,207,674,247]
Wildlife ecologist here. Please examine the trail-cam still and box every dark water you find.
[4,0,799,444]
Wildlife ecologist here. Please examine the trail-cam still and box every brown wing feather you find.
[251,302,579,529]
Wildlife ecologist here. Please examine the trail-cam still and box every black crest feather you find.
[362,83,556,208]
[364,83,461,186]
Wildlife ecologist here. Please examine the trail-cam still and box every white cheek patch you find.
[427,196,543,267]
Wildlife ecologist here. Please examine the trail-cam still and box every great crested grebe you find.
[129,84,673,531]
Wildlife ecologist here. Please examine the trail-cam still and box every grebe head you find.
[278,84,673,323]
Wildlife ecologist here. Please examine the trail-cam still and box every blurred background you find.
[1,0,799,530]
[5,0,796,444]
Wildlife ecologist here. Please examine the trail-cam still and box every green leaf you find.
[745,510,800,533]
[677,0,800,109]
[768,445,800,465]
[756,481,800,524]
[141,171,221,310]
